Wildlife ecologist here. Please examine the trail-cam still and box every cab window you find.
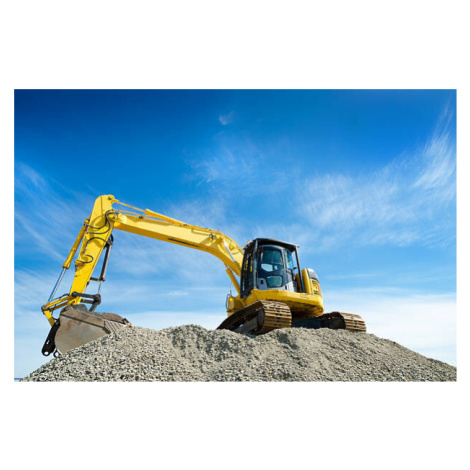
[286,250,295,270]
[260,248,284,272]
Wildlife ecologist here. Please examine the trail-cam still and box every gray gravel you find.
[22,325,456,382]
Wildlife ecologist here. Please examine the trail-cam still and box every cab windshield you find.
[260,248,284,272]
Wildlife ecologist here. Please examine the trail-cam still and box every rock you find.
[22,324,456,382]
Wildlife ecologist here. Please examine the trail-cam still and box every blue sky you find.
[14,89,456,378]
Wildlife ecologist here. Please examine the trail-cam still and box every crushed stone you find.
[22,325,456,382]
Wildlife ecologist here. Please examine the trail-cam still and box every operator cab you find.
[240,238,313,298]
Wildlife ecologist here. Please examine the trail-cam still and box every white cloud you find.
[15,212,65,262]
[15,269,59,311]
[219,111,235,125]
[190,147,257,191]
[187,138,289,197]
[191,107,455,254]
[415,112,456,193]
[164,197,228,231]
[297,113,456,251]
[15,162,96,261]
[15,162,47,192]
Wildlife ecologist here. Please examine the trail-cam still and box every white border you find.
[2,2,468,469]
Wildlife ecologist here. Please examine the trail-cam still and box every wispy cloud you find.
[15,269,59,312]
[15,162,47,191]
[187,137,289,197]
[297,110,456,251]
[414,111,455,195]
[15,163,96,262]
[219,111,235,125]
[15,212,64,262]
[109,232,227,283]
[190,106,455,253]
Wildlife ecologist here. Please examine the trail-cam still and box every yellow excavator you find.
[41,195,366,356]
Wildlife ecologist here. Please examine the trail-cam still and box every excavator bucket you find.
[43,305,131,356]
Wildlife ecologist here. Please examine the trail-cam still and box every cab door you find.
[256,246,287,290]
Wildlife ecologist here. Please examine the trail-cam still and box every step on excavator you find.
[41,195,366,356]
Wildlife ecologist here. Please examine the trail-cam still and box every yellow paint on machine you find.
[228,288,324,320]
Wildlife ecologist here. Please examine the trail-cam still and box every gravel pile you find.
[22,325,456,382]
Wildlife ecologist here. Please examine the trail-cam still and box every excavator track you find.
[338,312,367,332]
[292,311,366,333]
[217,300,292,335]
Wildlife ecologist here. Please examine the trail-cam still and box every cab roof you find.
[244,238,299,252]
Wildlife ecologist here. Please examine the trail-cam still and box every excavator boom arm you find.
[42,195,244,322]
